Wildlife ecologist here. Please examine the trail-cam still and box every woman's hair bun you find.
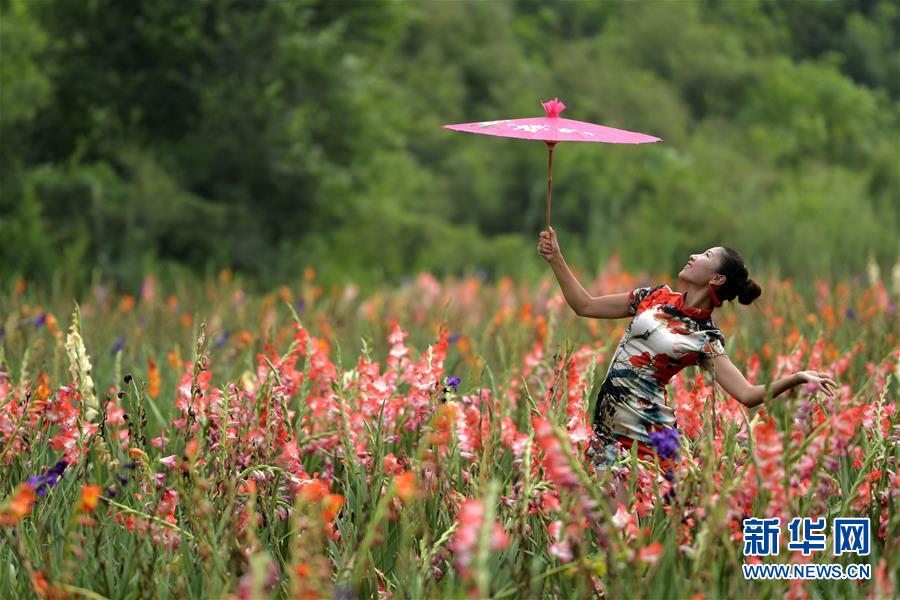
[738,277,762,305]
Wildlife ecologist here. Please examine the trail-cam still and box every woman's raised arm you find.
[538,226,634,319]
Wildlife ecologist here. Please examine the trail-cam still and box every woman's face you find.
[679,247,725,285]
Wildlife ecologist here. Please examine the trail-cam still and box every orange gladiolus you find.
[1,483,37,525]
[184,438,200,461]
[31,571,50,597]
[167,349,181,372]
[786,327,800,348]
[393,471,418,503]
[299,479,329,503]
[519,303,533,323]
[147,357,161,398]
[428,403,458,448]
[322,494,344,521]
[45,313,59,336]
[77,485,102,513]
[536,316,548,341]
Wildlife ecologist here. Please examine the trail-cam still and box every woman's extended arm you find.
[701,353,837,408]
[538,226,592,315]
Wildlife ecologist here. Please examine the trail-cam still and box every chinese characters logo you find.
[743,517,869,557]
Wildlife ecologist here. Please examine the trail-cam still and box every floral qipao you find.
[587,284,726,471]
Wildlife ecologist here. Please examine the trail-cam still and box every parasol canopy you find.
[443,98,661,228]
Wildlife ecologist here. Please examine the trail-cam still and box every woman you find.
[536,226,837,482]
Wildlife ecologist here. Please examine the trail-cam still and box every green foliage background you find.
[1,0,898,295]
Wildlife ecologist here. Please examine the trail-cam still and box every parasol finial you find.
[541,97,566,118]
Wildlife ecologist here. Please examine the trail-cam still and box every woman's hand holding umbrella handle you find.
[537,226,562,264]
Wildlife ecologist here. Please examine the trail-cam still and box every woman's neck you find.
[677,284,715,310]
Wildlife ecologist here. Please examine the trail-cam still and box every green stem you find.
[57,584,112,600]
[102,497,195,540]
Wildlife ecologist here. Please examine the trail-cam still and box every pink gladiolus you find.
[532,416,579,490]
[638,541,663,565]
[450,499,509,576]
[547,520,573,562]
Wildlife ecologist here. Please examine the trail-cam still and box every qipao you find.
[586,284,726,471]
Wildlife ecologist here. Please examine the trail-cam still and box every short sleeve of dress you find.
[701,328,727,360]
[627,284,664,316]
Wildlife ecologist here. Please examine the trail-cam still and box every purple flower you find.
[662,479,677,504]
[111,337,126,355]
[648,428,681,461]
[27,460,68,496]
[214,331,231,349]
[845,308,857,320]
[33,313,47,328]
[48,460,68,477]
[447,333,461,345]
[103,485,118,503]
[295,299,306,314]
[445,376,460,391]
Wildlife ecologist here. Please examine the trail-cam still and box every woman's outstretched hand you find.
[795,370,838,398]
[538,226,561,263]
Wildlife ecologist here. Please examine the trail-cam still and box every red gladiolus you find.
[753,414,786,519]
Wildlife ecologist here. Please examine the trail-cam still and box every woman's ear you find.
[710,274,726,286]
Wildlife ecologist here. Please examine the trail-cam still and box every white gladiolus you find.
[892,261,900,296]
[866,255,881,287]
[64,306,99,423]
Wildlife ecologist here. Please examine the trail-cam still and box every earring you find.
[708,283,723,307]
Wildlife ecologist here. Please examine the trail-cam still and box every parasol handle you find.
[546,141,556,229]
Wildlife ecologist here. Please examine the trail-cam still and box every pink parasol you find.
[443,98,661,228]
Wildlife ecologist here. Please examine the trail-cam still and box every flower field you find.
[1,261,898,599]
